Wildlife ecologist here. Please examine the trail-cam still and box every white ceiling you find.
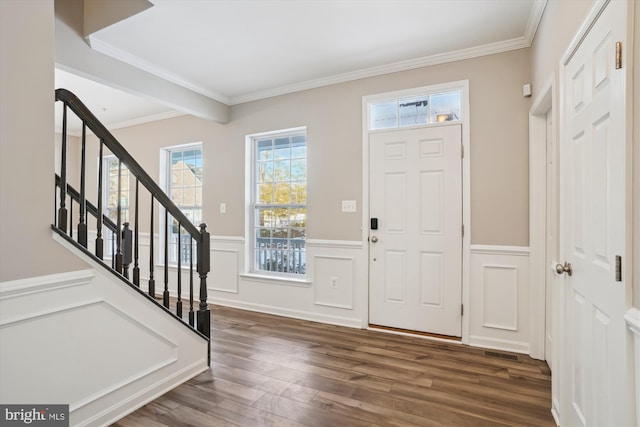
[57,0,545,129]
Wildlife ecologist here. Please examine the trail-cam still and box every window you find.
[369,89,462,130]
[251,128,307,276]
[165,144,203,263]
[103,155,129,258]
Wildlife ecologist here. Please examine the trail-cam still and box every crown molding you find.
[228,36,532,105]
[87,0,547,107]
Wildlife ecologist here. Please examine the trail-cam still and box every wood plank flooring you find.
[114,305,555,427]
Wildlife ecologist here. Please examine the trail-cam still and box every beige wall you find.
[0,0,86,281]
[530,0,593,101]
[98,48,531,246]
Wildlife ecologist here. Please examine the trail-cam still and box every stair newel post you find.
[176,223,183,318]
[122,222,132,280]
[115,159,124,274]
[148,195,155,298]
[189,237,195,327]
[57,103,68,233]
[133,178,140,286]
[77,122,88,248]
[197,223,210,338]
[95,139,104,260]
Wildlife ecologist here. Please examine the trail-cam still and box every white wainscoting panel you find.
[211,248,239,293]
[469,245,531,354]
[482,265,519,331]
[0,234,209,427]
[207,238,366,328]
[313,255,354,309]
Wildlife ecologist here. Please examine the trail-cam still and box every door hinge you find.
[615,255,622,282]
[616,42,622,69]
[461,144,465,158]
[461,304,464,316]
[461,224,465,238]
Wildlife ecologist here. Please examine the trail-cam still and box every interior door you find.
[369,124,462,337]
[560,1,630,425]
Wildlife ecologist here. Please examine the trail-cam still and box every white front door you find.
[560,1,630,425]
[369,124,462,337]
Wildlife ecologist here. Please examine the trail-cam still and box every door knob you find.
[370,236,378,243]
[555,262,573,276]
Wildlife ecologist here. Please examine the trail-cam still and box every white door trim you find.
[361,80,471,344]
[528,73,557,361]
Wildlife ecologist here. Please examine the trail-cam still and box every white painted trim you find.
[362,80,471,344]
[230,32,543,105]
[626,308,640,427]
[211,235,245,243]
[470,245,530,257]
[85,360,207,427]
[560,0,610,66]
[209,296,363,329]
[238,273,312,287]
[528,73,556,362]
[0,269,95,299]
[85,0,548,107]
[469,335,530,355]
[306,239,363,249]
[626,308,640,336]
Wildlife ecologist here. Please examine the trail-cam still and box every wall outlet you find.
[342,200,356,213]
[330,276,338,288]
[220,202,226,214]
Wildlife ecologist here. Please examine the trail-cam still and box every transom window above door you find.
[369,89,462,130]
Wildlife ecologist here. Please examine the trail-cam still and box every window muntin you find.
[166,145,202,264]
[103,156,129,259]
[369,89,461,130]
[252,130,307,276]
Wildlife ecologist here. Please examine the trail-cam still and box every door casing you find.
[362,80,471,344]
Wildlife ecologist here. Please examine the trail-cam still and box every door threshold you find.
[368,324,462,343]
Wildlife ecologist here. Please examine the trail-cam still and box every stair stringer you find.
[0,233,209,427]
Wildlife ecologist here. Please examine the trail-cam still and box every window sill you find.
[239,273,311,287]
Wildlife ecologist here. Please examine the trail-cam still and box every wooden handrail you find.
[55,89,201,238]
[54,88,210,341]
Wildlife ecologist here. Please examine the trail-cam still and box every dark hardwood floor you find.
[114,305,555,427]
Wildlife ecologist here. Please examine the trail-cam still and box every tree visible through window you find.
[253,129,306,275]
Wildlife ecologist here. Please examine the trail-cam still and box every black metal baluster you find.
[149,195,155,298]
[122,222,132,279]
[176,223,183,318]
[58,103,68,232]
[133,178,140,286]
[163,209,170,308]
[95,140,104,260]
[115,159,123,274]
[197,223,210,338]
[77,122,88,247]
[189,237,194,327]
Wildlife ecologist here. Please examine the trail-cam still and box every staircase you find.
[9,88,212,425]
[53,88,211,341]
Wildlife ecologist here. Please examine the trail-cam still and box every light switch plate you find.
[342,200,356,213]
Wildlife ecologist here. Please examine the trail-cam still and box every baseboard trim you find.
[469,335,530,355]
[210,297,363,329]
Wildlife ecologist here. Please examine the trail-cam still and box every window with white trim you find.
[369,89,462,130]
[103,155,129,258]
[250,128,307,276]
[164,144,203,263]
